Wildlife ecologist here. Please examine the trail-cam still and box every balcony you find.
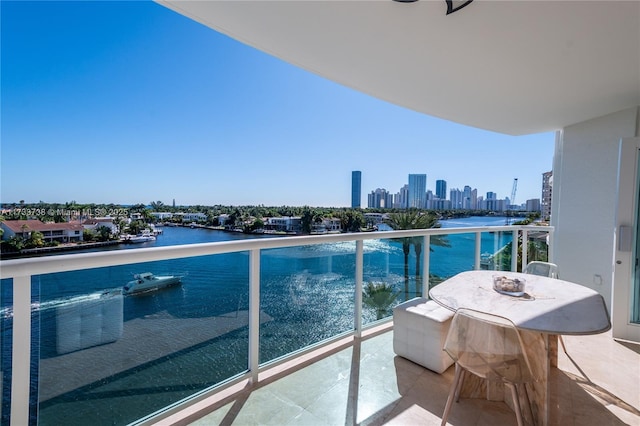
[1,224,636,425]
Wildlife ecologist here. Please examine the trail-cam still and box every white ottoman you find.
[393,297,455,374]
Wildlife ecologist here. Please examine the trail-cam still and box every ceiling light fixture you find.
[446,0,474,15]
[392,0,474,15]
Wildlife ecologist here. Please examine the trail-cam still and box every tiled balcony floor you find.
[159,324,640,426]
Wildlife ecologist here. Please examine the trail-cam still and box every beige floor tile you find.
[176,328,639,426]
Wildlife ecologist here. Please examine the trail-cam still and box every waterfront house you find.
[1,219,84,244]
[364,212,386,227]
[150,212,174,221]
[322,217,342,233]
[265,216,303,233]
[173,212,208,223]
[82,217,119,236]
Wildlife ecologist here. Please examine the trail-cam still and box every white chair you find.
[522,261,567,353]
[441,309,535,426]
[522,261,558,278]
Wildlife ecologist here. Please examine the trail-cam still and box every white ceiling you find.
[158,0,640,136]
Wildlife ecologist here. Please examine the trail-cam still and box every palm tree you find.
[140,209,153,223]
[362,282,399,320]
[386,211,450,299]
[386,212,416,300]
[150,201,164,211]
[411,213,450,297]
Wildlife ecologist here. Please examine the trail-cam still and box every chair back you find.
[443,309,534,384]
[523,261,558,278]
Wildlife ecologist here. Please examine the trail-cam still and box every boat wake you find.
[0,289,122,319]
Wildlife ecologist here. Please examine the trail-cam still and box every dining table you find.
[429,270,611,426]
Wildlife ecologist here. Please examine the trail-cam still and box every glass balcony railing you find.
[0,225,553,426]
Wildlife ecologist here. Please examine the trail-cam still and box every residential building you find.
[363,212,385,227]
[351,170,362,208]
[462,186,477,209]
[82,218,119,235]
[1,219,84,243]
[449,188,463,209]
[150,212,174,221]
[526,198,541,212]
[426,198,450,210]
[265,216,302,233]
[408,174,426,209]
[174,212,208,223]
[321,217,341,232]
[367,188,393,208]
[435,179,447,200]
[485,192,498,211]
[394,184,409,209]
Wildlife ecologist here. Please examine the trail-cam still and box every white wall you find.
[552,107,640,311]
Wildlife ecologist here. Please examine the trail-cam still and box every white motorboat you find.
[121,233,156,243]
[123,272,182,295]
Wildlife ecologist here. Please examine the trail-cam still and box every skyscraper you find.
[368,188,393,208]
[351,171,362,208]
[408,174,427,209]
[436,180,447,200]
[395,184,409,208]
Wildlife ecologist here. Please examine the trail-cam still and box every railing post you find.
[512,229,519,272]
[474,232,482,270]
[548,227,555,264]
[249,249,260,383]
[11,276,31,426]
[423,235,430,297]
[521,228,529,268]
[355,240,363,338]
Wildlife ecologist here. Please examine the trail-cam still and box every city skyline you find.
[363,172,545,208]
[2,1,554,207]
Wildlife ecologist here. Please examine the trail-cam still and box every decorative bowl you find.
[492,275,526,297]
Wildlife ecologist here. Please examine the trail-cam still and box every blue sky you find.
[1,1,554,208]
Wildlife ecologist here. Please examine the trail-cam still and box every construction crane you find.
[510,178,518,207]
[505,178,518,225]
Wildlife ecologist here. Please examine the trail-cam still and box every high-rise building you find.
[408,174,427,209]
[351,171,362,208]
[368,188,393,208]
[526,199,541,212]
[470,188,478,209]
[486,191,498,211]
[542,171,552,220]
[462,186,477,209]
[394,184,409,208]
[450,188,462,209]
[436,180,447,200]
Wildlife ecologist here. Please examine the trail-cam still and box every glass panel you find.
[363,238,403,324]
[430,232,476,285]
[0,278,11,426]
[525,231,551,264]
[260,244,355,363]
[480,230,514,272]
[35,253,249,426]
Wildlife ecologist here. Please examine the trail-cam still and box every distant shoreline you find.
[0,240,122,259]
[0,224,286,260]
